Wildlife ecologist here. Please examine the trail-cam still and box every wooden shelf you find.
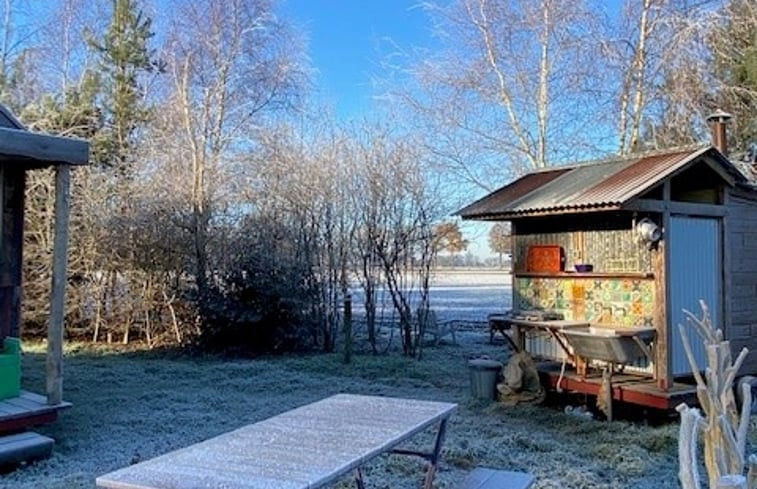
[515,271,654,279]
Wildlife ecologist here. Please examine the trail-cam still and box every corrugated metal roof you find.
[457,146,745,220]
[456,168,570,218]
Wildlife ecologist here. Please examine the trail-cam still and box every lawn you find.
[6,330,698,489]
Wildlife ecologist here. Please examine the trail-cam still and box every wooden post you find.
[343,293,352,364]
[0,168,25,339]
[721,190,731,341]
[654,182,672,391]
[47,165,71,406]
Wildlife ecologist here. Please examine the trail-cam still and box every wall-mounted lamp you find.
[636,218,662,249]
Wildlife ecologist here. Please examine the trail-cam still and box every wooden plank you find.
[47,165,71,406]
[0,127,88,166]
[0,167,24,337]
[626,198,726,217]
[459,468,534,489]
[0,391,70,421]
[658,181,672,390]
[0,105,24,129]
[653,239,669,390]
[0,403,25,416]
[0,411,58,434]
[722,190,732,345]
[538,366,697,410]
[0,431,53,466]
[3,396,43,411]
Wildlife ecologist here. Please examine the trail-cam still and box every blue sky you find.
[282,0,497,258]
[282,0,433,120]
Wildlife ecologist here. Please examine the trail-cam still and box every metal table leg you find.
[422,418,448,489]
[390,417,450,489]
[354,467,365,489]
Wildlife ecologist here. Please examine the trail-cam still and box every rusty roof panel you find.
[456,168,570,218]
[573,149,701,205]
[507,159,635,212]
[458,146,744,220]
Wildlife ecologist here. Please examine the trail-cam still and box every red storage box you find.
[526,245,564,272]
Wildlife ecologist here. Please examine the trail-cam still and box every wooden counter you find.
[515,272,654,279]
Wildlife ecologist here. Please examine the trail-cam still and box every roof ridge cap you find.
[529,144,709,174]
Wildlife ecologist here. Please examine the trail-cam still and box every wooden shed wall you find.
[513,218,654,274]
[0,166,25,338]
[726,190,757,374]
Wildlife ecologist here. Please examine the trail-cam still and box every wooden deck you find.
[0,391,71,434]
[537,362,698,411]
[0,431,54,466]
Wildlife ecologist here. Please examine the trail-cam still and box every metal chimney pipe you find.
[706,109,733,156]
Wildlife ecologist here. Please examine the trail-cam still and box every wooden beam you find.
[655,181,673,391]
[0,168,24,337]
[0,128,88,166]
[47,165,71,406]
[463,205,625,221]
[626,198,726,217]
[722,190,731,343]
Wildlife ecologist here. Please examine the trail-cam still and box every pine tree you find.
[88,0,158,174]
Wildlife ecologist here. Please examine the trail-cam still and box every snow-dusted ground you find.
[351,269,513,326]
[4,273,730,488]
[9,342,695,489]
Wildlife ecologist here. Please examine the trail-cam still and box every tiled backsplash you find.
[515,276,654,327]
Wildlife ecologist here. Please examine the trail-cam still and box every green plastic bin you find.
[468,358,502,400]
[0,337,21,400]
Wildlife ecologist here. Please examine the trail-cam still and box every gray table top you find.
[96,394,457,489]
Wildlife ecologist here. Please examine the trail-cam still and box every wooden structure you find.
[458,138,757,409]
[0,431,54,467]
[97,394,457,489]
[0,104,88,434]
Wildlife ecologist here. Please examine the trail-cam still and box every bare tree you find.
[392,0,600,191]
[488,222,511,267]
[164,0,304,306]
[707,0,757,154]
[355,131,440,358]
[601,0,722,154]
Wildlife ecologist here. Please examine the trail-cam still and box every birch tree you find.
[397,0,600,190]
[602,0,720,154]
[164,0,304,306]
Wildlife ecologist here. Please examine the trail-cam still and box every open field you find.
[350,269,513,328]
[5,330,727,489]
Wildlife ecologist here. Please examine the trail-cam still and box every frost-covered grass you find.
[7,331,697,489]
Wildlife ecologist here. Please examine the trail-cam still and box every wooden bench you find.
[0,431,54,466]
[460,467,535,489]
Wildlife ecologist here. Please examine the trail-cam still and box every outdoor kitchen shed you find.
[0,104,89,440]
[458,135,757,409]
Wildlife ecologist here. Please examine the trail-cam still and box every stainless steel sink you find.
[561,326,655,364]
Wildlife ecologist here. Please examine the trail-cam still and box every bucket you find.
[468,358,503,400]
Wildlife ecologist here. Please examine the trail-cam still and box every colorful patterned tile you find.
[600,307,613,323]
[572,283,585,300]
